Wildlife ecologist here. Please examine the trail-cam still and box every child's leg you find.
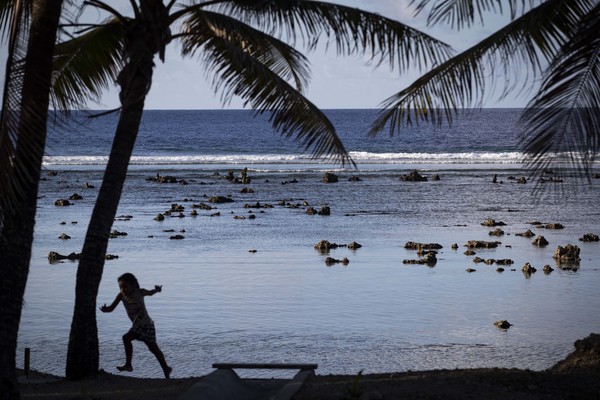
[144,341,171,379]
[117,331,136,372]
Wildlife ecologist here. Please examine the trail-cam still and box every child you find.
[100,272,172,378]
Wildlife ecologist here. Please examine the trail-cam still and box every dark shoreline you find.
[17,334,600,399]
[16,367,600,400]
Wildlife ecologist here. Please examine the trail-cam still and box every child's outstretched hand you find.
[154,285,162,293]
[100,304,109,312]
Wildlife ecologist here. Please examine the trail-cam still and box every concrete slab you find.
[178,366,315,400]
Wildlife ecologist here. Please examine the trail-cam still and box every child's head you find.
[118,273,140,295]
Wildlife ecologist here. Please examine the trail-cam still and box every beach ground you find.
[295,368,600,399]
[17,333,600,399]
[17,367,600,400]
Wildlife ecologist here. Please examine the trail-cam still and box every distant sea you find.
[18,109,600,378]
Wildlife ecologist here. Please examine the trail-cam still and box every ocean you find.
[18,109,600,379]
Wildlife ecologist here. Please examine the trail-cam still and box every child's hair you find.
[118,273,140,289]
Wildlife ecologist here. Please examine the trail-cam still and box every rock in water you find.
[494,320,512,329]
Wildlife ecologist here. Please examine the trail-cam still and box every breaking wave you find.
[42,151,526,166]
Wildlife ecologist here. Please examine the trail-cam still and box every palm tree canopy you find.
[370,0,600,178]
[520,2,600,177]
[371,0,593,130]
[52,0,453,165]
[52,17,125,110]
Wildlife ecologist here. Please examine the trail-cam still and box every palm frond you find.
[369,0,590,136]
[410,0,541,29]
[51,17,125,110]
[0,0,30,231]
[521,3,600,179]
[84,0,129,24]
[0,0,27,42]
[178,8,311,92]
[213,0,452,73]
[0,0,14,39]
[179,9,352,165]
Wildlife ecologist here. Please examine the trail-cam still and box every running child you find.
[100,272,172,378]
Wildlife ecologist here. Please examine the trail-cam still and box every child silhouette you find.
[100,273,172,378]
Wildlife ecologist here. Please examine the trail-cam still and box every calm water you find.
[17,109,600,378]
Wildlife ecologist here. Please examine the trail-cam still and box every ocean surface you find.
[18,109,600,379]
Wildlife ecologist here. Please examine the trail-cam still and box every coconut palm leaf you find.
[179,7,311,92]
[0,0,31,230]
[409,0,540,29]
[212,0,452,72]
[521,3,600,178]
[179,9,351,164]
[0,0,27,41]
[51,18,125,110]
[369,0,591,136]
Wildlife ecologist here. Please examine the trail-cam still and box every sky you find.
[2,0,527,110]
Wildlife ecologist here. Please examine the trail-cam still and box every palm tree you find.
[57,0,453,379]
[0,0,63,398]
[370,0,599,178]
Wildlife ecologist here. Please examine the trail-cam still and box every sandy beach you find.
[17,333,600,399]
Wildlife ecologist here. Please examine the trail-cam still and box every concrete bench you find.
[212,363,318,371]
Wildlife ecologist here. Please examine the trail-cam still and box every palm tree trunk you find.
[0,1,62,398]
[65,24,157,380]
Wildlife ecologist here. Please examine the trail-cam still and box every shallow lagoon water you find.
[16,110,600,378]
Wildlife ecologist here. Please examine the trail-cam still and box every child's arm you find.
[100,293,122,312]
[142,285,162,296]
